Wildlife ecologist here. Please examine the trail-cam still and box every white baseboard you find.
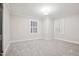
[54,37,79,45]
[10,38,42,43]
[3,43,10,56]
[10,38,54,43]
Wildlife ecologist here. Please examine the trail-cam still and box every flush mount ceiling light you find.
[41,6,52,15]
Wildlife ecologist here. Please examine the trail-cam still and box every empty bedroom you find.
[3,3,79,56]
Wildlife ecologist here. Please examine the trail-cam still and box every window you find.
[31,21,37,33]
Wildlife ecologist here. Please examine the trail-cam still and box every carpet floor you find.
[6,39,79,56]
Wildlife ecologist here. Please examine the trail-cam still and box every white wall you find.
[10,15,54,42]
[42,16,54,40]
[54,15,79,44]
[3,4,10,54]
[54,18,64,39]
[10,16,43,42]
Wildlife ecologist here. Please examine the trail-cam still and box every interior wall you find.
[54,15,79,43]
[10,15,43,42]
[3,4,10,53]
[10,15,54,42]
[54,18,64,39]
[42,16,54,40]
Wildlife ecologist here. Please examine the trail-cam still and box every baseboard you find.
[10,38,54,43]
[10,38,42,43]
[54,37,79,45]
[3,43,10,56]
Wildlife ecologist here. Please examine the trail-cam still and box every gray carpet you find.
[6,39,79,56]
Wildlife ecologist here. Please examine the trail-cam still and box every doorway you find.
[0,3,3,56]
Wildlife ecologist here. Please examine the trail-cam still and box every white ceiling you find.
[8,3,79,19]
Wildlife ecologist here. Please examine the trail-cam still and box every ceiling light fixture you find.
[41,6,52,15]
